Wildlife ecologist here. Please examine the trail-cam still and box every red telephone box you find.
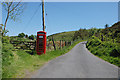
[36,31,46,55]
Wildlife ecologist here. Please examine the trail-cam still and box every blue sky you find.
[2,2,118,36]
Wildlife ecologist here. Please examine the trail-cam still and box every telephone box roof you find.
[37,31,46,34]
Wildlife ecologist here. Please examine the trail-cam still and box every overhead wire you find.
[27,3,42,25]
[25,3,42,30]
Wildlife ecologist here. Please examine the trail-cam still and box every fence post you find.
[34,40,36,50]
[52,36,56,50]
[65,41,66,46]
[62,40,64,48]
[101,35,103,41]
[60,40,61,49]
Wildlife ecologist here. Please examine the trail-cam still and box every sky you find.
[1,2,118,36]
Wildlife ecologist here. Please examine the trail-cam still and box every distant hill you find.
[47,28,101,41]
[47,31,76,41]
[110,21,120,29]
[102,21,120,34]
[47,21,120,42]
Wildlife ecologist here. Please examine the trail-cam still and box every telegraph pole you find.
[42,0,45,31]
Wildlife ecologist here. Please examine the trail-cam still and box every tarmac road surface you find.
[31,41,119,78]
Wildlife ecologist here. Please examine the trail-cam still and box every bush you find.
[110,48,120,57]
[29,35,34,40]
[2,43,14,52]
[86,37,120,67]
[87,36,102,47]
[18,33,25,38]
[2,36,10,43]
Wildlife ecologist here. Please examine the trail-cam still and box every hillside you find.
[47,28,102,42]
[95,21,120,43]
[102,21,120,33]
[87,21,120,67]
[47,31,76,41]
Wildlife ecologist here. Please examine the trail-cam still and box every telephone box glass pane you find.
[39,36,43,38]
[38,33,45,34]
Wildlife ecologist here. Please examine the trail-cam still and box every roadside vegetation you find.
[2,34,37,78]
[86,36,120,67]
[86,22,120,67]
[2,33,84,78]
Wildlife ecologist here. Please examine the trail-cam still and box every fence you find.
[10,40,73,51]
[47,40,73,51]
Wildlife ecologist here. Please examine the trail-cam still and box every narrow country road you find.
[31,41,119,78]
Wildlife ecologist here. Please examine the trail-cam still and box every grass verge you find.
[2,40,85,78]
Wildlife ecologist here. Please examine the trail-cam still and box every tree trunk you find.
[3,13,9,36]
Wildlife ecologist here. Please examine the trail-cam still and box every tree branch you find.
[9,1,21,13]
[8,2,13,12]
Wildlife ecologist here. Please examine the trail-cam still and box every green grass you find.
[86,36,120,67]
[2,40,84,78]
[47,31,76,41]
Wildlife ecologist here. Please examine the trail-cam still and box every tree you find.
[29,35,34,40]
[18,33,25,38]
[105,24,109,28]
[73,28,89,41]
[25,34,28,38]
[2,0,24,35]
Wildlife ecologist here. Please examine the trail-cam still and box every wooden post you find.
[52,36,56,50]
[34,41,36,50]
[62,40,64,48]
[61,40,62,49]
[42,0,45,31]
[65,41,67,46]
[64,41,66,46]
[101,35,103,41]
[60,40,61,49]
